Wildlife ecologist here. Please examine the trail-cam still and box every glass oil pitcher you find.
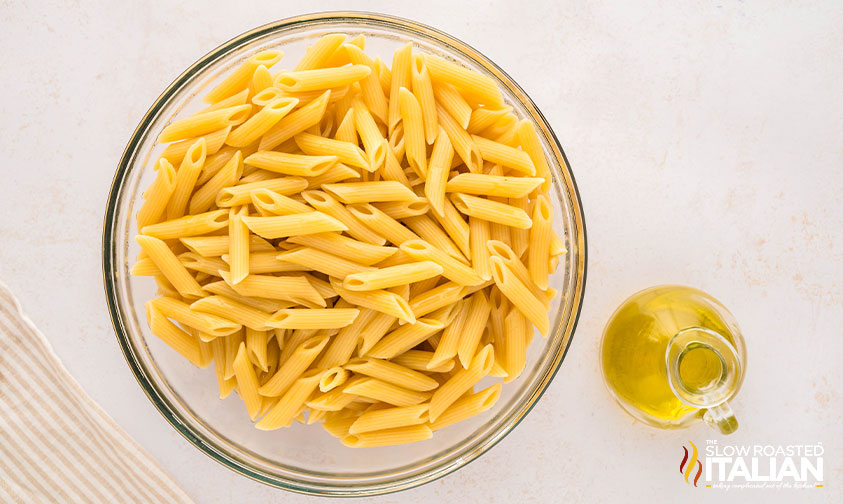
[601,285,746,434]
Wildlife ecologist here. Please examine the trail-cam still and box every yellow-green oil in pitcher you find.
[601,285,746,432]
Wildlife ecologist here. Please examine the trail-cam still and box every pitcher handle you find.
[666,327,742,435]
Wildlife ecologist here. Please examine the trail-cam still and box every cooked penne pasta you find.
[145,302,203,367]
[445,173,543,198]
[276,246,373,278]
[240,211,346,239]
[244,151,338,177]
[398,87,427,177]
[275,65,371,93]
[323,181,417,203]
[365,317,445,360]
[258,334,330,397]
[489,256,548,336]
[259,89,331,150]
[428,344,495,422]
[342,378,431,407]
[136,159,177,229]
[135,235,205,298]
[430,383,501,431]
[344,358,439,392]
[423,54,504,107]
[134,40,561,447]
[343,261,443,291]
[268,308,360,329]
[451,193,532,229]
[329,278,415,324]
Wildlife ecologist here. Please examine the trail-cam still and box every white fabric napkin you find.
[0,281,195,504]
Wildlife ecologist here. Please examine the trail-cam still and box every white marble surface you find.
[1,1,841,502]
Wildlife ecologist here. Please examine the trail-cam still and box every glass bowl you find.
[103,12,586,496]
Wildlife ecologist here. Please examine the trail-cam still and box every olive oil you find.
[601,286,743,428]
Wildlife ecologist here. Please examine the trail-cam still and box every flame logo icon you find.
[679,441,703,487]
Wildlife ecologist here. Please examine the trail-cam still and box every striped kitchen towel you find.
[0,280,195,504]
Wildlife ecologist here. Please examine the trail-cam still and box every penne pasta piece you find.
[550,231,567,257]
[527,195,552,290]
[322,181,417,204]
[432,82,472,129]
[348,404,428,435]
[220,251,305,274]
[516,119,552,192]
[217,177,308,207]
[508,196,530,257]
[226,98,298,147]
[190,151,244,214]
[346,203,420,245]
[300,190,385,245]
[373,199,429,220]
[341,424,432,448]
[244,151,338,177]
[319,366,350,393]
[251,188,313,216]
[451,193,532,229]
[400,240,483,286]
[436,103,482,173]
[240,211,347,239]
[276,246,373,279]
[342,378,431,407]
[199,88,249,114]
[220,271,324,307]
[259,89,331,150]
[485,240,547,305]
[308,376,367,412]
[423,54,504,107]
[445,173,543,198]
[248,64,273,98]
[203,281,290,314]
[344,358,438,392]
[411,54,439,144]
[388,42,412,131]
[428,343,494,422]
[228,206,250,284]
[427,298,469,369]
[408,281,468,318]
[245,328,269,371]
[503,308,528,382]
[345,45,389,124]
[334,108,357,145]
[149,296,241,338]
[430,383,501,431]
[295,34,348,71]
[211,337,235,398]
[145,303,203,367]
[233,342,262,420]
[317,308,378,368]
[205,50,283,104]
[136,159,177,229]
[268,308,360,330]
[295,132,369,171]
[374,56,392,95]
[467,106,513,134]
[392,350,455,374]
[166,139,208,219]
[365,317,445,360]
[329,278,414,324]
[256,369,325,430]
[489,256,548,336]
[287,232,396,266]
[159,105,252,144]
[258,334,330,397]
[343,261,443,291]
[275,65,371,93]
[141,209,228,240]
[350,97,387,171]
[380,143,411,188]
[130,257,159,276]
[306,162,361,188]
[430,197,471,258]
[402,215,467,263]
[190,295,273,331]
[180,252,228,277]
[424,127,453,217]
[457,290,492,368]
[398,87,427,177]
[135,235,205,298]
[472,135,535,175]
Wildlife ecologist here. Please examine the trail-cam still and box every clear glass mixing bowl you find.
[102,12,586,496]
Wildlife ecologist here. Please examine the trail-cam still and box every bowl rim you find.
[102,10,587,497]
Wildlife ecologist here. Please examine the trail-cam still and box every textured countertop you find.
[1,1,840,502]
